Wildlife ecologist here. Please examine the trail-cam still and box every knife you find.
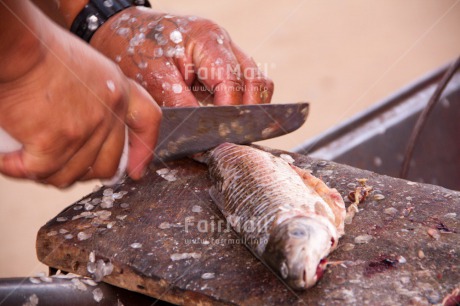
[153,102,309,162]
[0,102,309,184]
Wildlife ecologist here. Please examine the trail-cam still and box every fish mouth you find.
[315,258,328,280]
[298,258,328,289]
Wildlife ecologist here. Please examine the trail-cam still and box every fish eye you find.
[289,228,306,237]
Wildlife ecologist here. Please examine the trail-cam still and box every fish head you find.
[263,216,336,289]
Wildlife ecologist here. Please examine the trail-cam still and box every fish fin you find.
[209,186,229,218]
[191,152,209,164]
[290,164,346,237]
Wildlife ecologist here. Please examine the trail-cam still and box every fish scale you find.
[205,143,346,289]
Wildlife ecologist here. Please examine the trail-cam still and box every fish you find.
[203,143,346,290]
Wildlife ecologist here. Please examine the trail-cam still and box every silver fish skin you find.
[206,143,346,290]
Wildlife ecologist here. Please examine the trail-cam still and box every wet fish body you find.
[205,143,345,289]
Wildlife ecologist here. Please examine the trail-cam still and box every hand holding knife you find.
[0,103,309,185]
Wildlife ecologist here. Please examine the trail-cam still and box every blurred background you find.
[1,0,459,277]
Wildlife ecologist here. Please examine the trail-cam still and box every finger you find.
[44,120,118,187]
[80,120,127,182]
[190,79,214,105]
[231,42,274,104]
[0,151,29,179]
[140,60,199,107]
[0,136,83,180]
[192,32,244,105]
[125,80,162,180]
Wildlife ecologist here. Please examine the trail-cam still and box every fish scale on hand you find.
[204,143,346,290]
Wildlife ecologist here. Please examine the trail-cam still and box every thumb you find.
[125,80,162,180]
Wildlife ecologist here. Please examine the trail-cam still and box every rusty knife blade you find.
[153,102,309,162]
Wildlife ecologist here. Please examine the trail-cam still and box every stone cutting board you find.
[36,146,460,305]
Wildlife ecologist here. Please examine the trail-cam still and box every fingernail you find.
[129,167,146,181]
[59,182,71,189]
[138,167,147,179]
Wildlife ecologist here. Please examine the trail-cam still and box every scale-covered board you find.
[36,146,460,305]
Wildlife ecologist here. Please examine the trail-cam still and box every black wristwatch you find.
[70,0,151,42]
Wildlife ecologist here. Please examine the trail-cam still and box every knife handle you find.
[0,127,22,153]
[101,126,128,186]
[0,126,127,186]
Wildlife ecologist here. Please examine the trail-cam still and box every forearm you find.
[0,0,48,82]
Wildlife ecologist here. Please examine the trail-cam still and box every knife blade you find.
[153,102,309,162]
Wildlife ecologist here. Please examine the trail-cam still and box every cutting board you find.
[36,146,460,305]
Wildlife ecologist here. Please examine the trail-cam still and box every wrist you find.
[69,0,151,42]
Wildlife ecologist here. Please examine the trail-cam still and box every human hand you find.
[0,16,161,187]
[90,7,274,107]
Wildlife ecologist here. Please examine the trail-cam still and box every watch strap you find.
[70,0,151,42]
